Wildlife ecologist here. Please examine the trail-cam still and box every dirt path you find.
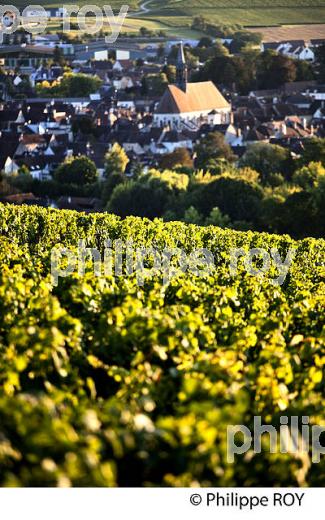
[129,0,156,18]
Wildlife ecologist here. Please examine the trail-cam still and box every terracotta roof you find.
[156,82,230,115]
[4,193,37,202]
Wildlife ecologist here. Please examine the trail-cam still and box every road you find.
[129,0,156,18]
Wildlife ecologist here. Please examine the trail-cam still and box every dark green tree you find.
[54,156,98,185]
[257,51,297,88]
[195,132,236,170]
[239,143,293,182]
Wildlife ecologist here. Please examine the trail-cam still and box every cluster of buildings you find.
[1,31,325,209]
[261,38,325,63]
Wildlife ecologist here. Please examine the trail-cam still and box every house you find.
[310,100,325,120]
[3,156,19,175]
[30,65,63,86]
[113,76,134,91]
[2,193,40,204]
[291,45,315,62]
[214,123,243,146]
[44,7,68,18]
[113,60,134,73]
[33,34,60,46]
[150,129,193,154]
[154,43,231,130]
[310,39,325,48]
[262,40,315,62]
[0,45,55,70]
[56,196,103,212]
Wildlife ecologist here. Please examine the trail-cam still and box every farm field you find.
[250,23,325,42]
[0,203,324,486]
[142,11,325,29]
[43,16,207,39]
[11,1,325,30]
[28,14,325,40]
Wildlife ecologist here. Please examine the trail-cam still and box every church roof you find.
[156,82,230,114]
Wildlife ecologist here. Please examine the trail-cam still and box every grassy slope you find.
[12,0,325,27]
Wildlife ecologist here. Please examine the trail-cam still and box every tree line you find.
[2,135,324,239]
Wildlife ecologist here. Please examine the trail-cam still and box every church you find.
[153,43,232,130]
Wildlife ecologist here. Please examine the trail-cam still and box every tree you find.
[293,162,325,189]
[183,206,203,225]
[159,148,193,170]
[281,190,317,238]
[295,59,315,81]
[194,132,236,170]
[194,177,264,223]
[239,143,293,182]
[61,73,102,97]
[139,26,152,37]
[230,30,262,53]
[162,64,176,84]
[235,167,260,184]
[54,156,98,185]
[193,41,229,62]
[257,51,297,89]
[205,207,231,228]
[198,36,213,48]
[194,54,254,93]
[72,116,95,135]
[313,176,325,236]
[101,173,125,203]
[213,41,230,58]
[157,44,165,59]
[136,58,144,67]
[36,73,102,98]
[315,43,325,83]
[107,178,170,219]
[104,143,129,176]
[300,138,325,167]
[53,46,65,66]
[142,73,168,96]
[18,164,30,176]
[149,169,189,191]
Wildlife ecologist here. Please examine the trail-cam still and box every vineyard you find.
[11,0,325,28]
[0,202,324,486]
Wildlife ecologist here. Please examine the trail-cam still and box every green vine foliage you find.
[0,203,324,486]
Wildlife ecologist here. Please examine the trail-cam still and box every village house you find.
[262,40,316,62]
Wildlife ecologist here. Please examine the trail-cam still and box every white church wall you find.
[153,107,231,129]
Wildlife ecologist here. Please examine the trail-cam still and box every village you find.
[0,22,325,212]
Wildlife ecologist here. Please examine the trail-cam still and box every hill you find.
[11,0,325,33]
[0,202,324,486]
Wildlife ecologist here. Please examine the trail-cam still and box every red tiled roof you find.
[156,82,230,115]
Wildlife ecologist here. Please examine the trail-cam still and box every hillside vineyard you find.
[0,203,324,486]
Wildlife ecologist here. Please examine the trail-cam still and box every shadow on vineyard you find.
[0,202,324,487]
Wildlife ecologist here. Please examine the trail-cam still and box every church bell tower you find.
[176,42,188,91]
